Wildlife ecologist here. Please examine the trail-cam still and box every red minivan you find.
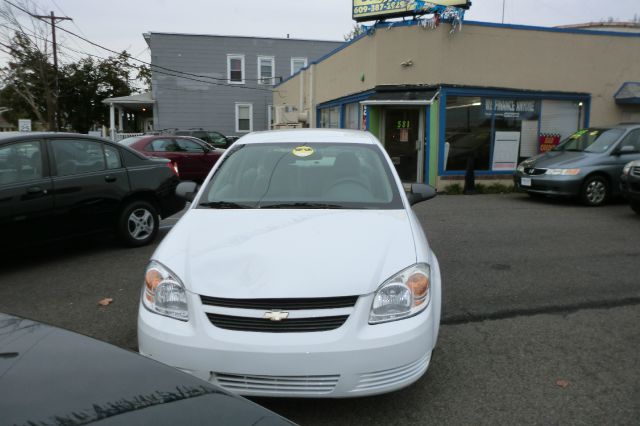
[120,135,224,182]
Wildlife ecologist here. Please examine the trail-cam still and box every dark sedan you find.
[621,160,640,215]
[0,132,184,248]
[174,129,238,149]
[120,135,224,182]
[514,124,640,206]
[0,312,293,426]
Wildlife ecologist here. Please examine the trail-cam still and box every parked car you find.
[120,135,223,183]
[514,124,640,206]
[0,312,293,425]
[138,129,441,398]
[0,132,184,248]
[173,129,238,149]
[621,160,640,215]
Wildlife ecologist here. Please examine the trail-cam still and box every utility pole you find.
[33,11,72,131]
[501,0,506,24]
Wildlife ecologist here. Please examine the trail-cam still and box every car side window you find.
[0,141,43,185]
[52,139,106,176]
[176,139,204,153]
[620,130,640,152]
[146,138,180,152]
[104,145,122,169]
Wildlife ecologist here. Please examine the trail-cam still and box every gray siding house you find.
[144,32,342,136]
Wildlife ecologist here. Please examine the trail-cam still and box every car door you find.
[49,137,130,237]
[0,139,54,246]
[175,138,216,181]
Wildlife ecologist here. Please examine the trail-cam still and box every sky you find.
[4,0,640,64]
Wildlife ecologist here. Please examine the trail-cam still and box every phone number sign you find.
[353,0,469,22]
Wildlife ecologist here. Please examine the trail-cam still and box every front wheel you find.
[580,175,609,207]
[117,200,159,247]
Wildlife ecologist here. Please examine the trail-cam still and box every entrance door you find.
[384,109,422,182]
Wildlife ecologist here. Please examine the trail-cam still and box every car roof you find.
[237,129,379,145]
[0,132,108,141]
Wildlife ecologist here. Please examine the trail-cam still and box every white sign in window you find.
[236,103,253,133]
[258,56,275,85]
[492,132,521,171]
[227,54,245,84]
[291,57,308,75]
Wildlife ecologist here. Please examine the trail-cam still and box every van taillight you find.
[168,162,179,177]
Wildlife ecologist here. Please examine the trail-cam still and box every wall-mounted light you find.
[578,102,583,107]
[142,108,147,112]
[400,60,413,68]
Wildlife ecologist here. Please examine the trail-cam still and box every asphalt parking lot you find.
[1,194,639,425]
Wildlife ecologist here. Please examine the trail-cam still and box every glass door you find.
[383,108,423,182]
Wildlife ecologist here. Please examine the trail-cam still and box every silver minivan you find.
[514,124,640,206]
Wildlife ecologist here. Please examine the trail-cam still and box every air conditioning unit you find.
[275,105,299,125]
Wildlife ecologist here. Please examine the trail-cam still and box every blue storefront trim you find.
[424,105,430,184]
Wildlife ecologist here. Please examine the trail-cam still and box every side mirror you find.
[176,181,199,202]
[617,145,635,155]
[406,183,437,206]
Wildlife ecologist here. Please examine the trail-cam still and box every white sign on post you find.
[18,119,32,132]
[492,132,521,171]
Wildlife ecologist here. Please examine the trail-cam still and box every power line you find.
[3,0,278,91]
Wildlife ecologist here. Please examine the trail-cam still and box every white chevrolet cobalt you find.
[138,129,442,398]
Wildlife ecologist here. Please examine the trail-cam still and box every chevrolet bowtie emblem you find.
[263,311,289,321]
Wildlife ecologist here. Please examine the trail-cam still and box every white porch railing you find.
[114,132,144,142]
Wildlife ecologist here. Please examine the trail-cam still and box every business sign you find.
[492,132,521,171]
[353,0,470,22]
[483,99,539,120]
[538,133,561,153]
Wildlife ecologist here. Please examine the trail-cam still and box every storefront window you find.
[444,96,492,171]
[445,97,542,172]
[320,107,340,128]
[344,103,359,130]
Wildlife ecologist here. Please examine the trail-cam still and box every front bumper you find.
[513,172,583,197]
[138,262,441,398]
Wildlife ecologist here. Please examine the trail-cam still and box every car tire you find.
[631,201,640,215]
[580,175,609,207]
[117,200,159,247]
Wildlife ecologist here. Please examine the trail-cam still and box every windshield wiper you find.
[260,202,345,209]
[199,201,253,209]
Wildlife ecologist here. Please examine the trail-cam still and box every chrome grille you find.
[200,295,358,310]
[215,372,339,395]
[631,166,640,177]
[525,168,546,176]
[206,313,349,332]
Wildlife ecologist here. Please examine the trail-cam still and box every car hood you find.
[525,150,594,168]
[0,313,292,425]
[155,209,418,298]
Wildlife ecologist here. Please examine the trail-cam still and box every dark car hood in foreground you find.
[0,313,292,426]
[525,150,594,168]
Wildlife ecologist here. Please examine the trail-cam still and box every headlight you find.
[142,261,189,321]
[623,162,633,176]
[516,164,525,173]
[545,168,581,176]
[369,263,430,324]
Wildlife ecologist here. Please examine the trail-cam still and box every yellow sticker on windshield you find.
[292,146,314,157]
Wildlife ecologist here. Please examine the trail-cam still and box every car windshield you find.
[119,136,145,146]
[198,143,403,209]
[553,129,624,153]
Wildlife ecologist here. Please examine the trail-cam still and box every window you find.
[176,139,205,152]
[104,145,122,169]
[52,139,106,176]
[227,54,245,84]
[258,56,275,85]
[145,138,179,152]
[345,103,360,130]
[291,57,307,75]
[236,103,253,133]
[0,141,43,185]
[619,129,640,153]
[320,107,340,128]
